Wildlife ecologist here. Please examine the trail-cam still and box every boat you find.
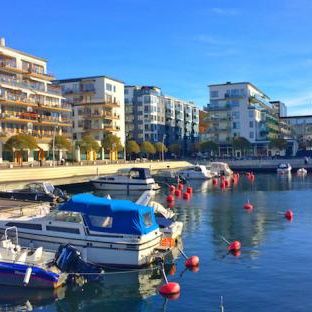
[149,201,183,239]
[0,194,164,268]
[0,182,67,203]
[153,169,187,185]
[178,165,213,180]
[277,163,292,174]
[90,168,160,192]
[297,168,308,175]
[209,162,233,177]
[0,226,67,289]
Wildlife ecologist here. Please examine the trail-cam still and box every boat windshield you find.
[23,183,46,193]
[48,210,83,223]
[44,183,55,194]
[278,164,288,169]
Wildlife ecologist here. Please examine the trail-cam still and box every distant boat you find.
[297,168,307,176]
[208,162,233,177]
[90,168,160,191]
[277,163,292,174]
[178,165,213,180]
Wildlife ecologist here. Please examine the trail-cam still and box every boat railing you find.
[136,190,155,206]
[4,226,18,246]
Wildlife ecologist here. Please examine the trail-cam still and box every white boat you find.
[90,168,160,191]
[148,201,183,240]
[178,165,213,180]
[0,194,164,268]
[209,162,233,177]
[297,168,308,175]
[277,163,292,174]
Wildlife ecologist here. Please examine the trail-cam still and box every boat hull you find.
[91,181,160,191]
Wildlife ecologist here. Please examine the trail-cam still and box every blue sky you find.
[1,0,312,115]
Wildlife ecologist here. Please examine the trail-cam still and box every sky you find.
[1,0,312,115]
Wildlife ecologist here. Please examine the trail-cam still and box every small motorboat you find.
[90,168,160,192]
[297,168,308,176]
[149,201,183,239]
[153,169,187,185]
[209,162,233,177]
[0,182,67,203]
[178,165,213,180]
[277,163,292,174]
[0,227,103,289]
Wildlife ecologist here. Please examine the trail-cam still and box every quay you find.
[0,160,191,188]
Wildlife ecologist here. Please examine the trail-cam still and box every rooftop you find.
[54,75,124,84]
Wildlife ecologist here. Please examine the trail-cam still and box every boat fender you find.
[23,267,32,286]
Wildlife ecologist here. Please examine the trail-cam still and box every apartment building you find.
[54,76,125,160]
[0,38,71,163]
[125,86,199,150]
[206,82,279,156]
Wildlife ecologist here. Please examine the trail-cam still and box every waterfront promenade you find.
[0,160,191,186]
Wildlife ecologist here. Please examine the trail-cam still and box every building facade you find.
[0,38,71,163]
[125,86,199,151]
[206,82,280,156]
[54,76,125,161]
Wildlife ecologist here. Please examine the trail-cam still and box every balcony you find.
[0,61,27,74]
[24,69,55,81]
[63,86,96,95]
[73,100,120,108]
[0,94,71,112]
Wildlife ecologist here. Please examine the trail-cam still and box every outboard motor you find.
[54,244,103,282]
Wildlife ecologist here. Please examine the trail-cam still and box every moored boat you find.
[90,168,160,192]
[208,162,233,177]
[297,168,308,175]
[277,163,292,174]
[178,165,213,180]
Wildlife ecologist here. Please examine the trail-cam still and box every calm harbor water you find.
[1,173,312,311]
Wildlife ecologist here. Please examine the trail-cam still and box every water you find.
[1,174,312,311]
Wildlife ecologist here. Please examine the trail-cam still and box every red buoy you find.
[183,192,190,200]
[244,202,253,210]
[169,185,175,192]
[224,180,229,187]
[159,282,181,296]
[178,183,183,191]
[285,210,294,220]
[221,175,225,181]
[212,178,218,185]
[167,202,174,209]
[166,195,174,203]
[174,189,181,197]
[228,240,241,251]
[186,186,193,194]
[185,255,200,268]
[220,181,225,189]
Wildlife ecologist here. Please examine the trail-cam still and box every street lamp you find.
[162,134,166,162]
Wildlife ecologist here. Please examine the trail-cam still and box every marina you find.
[0,172,311,310]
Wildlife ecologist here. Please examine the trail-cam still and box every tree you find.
[126,140,140,160]
[140,141,156,159]
[269,138,288,151]
[4,134,38,165]
[154,142,168,160]
[102,131,123,160]
[49,135,72,161]
[78,134,100,161]
[232,137,251,156]
[168,143,182,158]
[200,140,218,155]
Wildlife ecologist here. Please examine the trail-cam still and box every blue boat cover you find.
[59,194,159,235]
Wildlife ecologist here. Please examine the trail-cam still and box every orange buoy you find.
[186,186,193,194]
[166,195,174,203]
[185,255,200,268]
[174,189,181,197]
[228,240,241,252]
[224,180,229,187]
[243,201,253,210]
[285,210,294,220]
[212,178,218,185]
[183,192,190,200]
[220,181,225,189]
[169,185,175,192]
[159,281,180,296]
[178,183,183,191]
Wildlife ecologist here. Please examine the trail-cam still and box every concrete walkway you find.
[0,160,191,185]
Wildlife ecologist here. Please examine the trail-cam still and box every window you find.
[144,96,151,103]
[143,213,153,227]
[5,222,42,230]
[232,111,240,119]
[46,226,80,234]
[249,110,254,118]
[249,121,254,128]
[124,89,129,94]
[106,83,112,91]
[113,86,116,92]
[89,215,113,228]
[249,132,254,139]
[233,122,240,129]
[210,90,219,98]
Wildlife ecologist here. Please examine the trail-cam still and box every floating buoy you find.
[220,181,225,189]
[186,186,193,194]
[285,210,294,220]
[228,240,241,252]
[178,183,184,191]
[224,180,229,187]
[185,255,200,268]
[243,201,253,210]
[166,195,174,203]
[212,178,218,185]
[167,202,174,209]
[169,185,175,192]
[183,192,190,200]
[159,263,181,298]
[174,189,181,197]
[221,175,225,181]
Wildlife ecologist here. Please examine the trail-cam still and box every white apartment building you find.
[207,82,279,156]
[55,76,125,161]
[0,37,71,163]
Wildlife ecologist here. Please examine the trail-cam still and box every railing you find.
[1,113,71,125]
